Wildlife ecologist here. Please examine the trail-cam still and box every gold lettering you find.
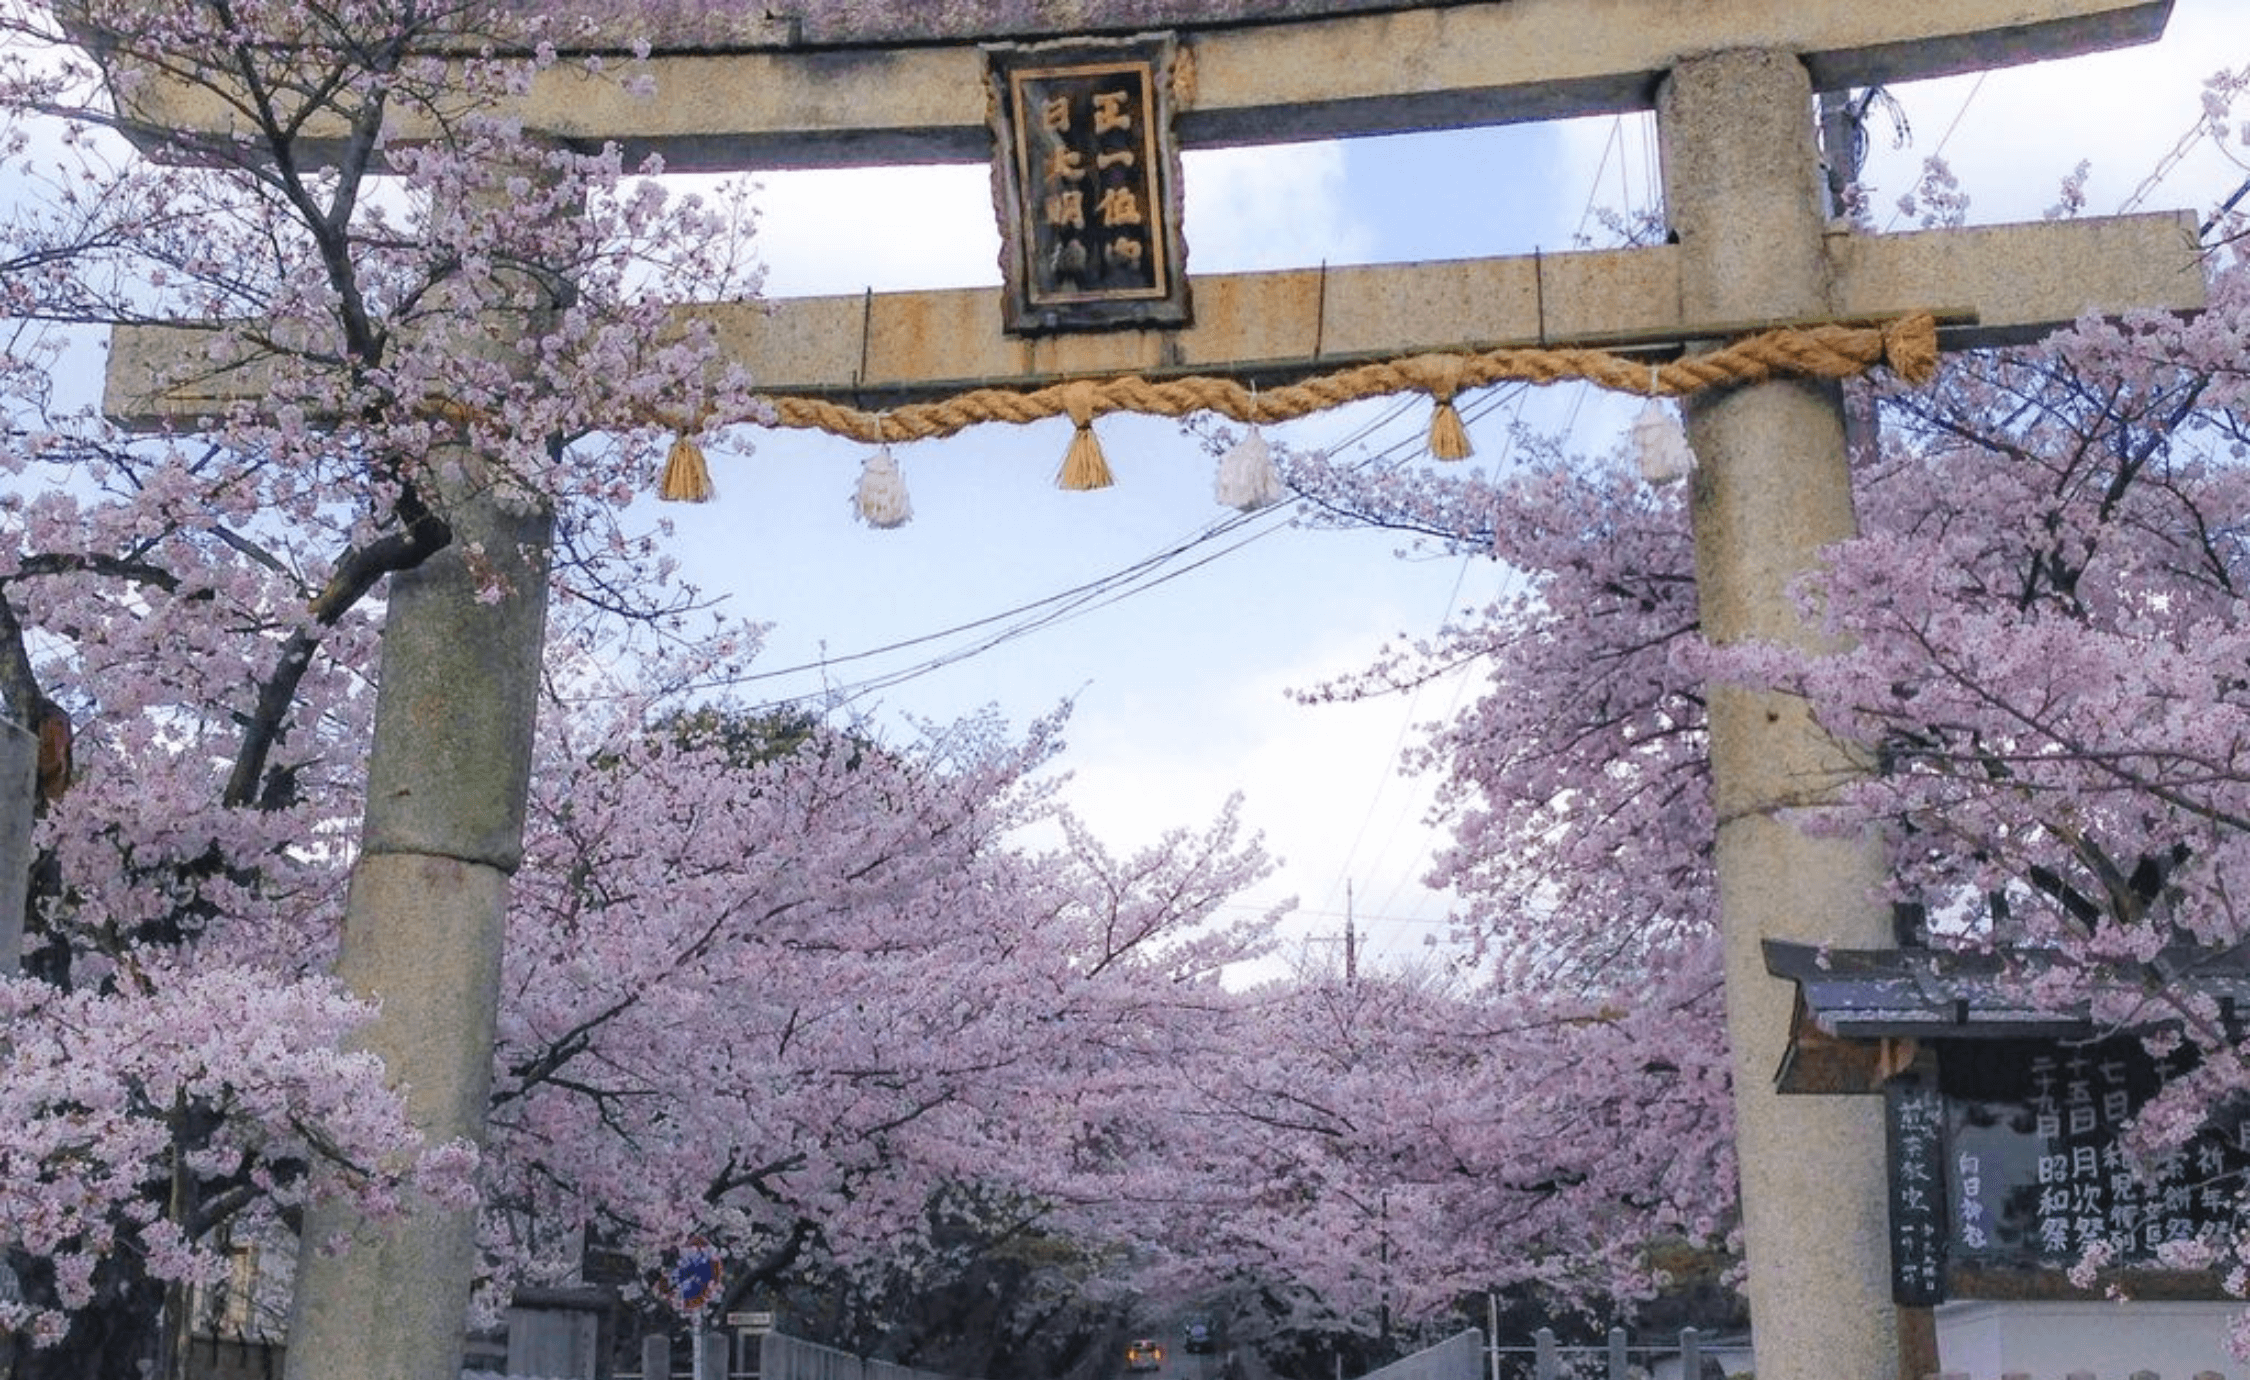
[1045,190,1086,230]
[1040,95,1072,133]
[1045,147,1087,183]
[1092,90,1134,135]
[1097,186,1144,227]
[1095,149,1138,171]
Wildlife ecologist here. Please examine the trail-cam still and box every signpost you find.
[1886,1078,1950,1307]
[1771,942,2250,1302]
[671,1244,723,1315]
[663,1244,725,1380]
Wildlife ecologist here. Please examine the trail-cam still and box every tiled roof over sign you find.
[1763,939,2250,1041]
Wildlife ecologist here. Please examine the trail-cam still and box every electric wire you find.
[731,100,1676,726]
[1884,72,1987,231]
[2121,112,2210,216]
[1573,116,1627,246]
[1315,381,1550,954]
[734,390,1477,715]
[1351,107,1663,955]
[717,371,1569,968]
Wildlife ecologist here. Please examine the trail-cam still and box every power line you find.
[736,505,1281,695]
[1313,379,1552,940]
[726,395,1472,714]
[1883,72,1987,232]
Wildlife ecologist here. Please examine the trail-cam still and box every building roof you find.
[1761,939,2250,1041]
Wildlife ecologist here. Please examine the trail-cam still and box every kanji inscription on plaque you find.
[987,35,1190,334]
[1944,1037,2250,1275]
[1887,1078,1949,1305]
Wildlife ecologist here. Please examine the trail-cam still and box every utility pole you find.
[1306,881,1361,984]
[1345,881,1357,987]
[1485,1294,1500,1380]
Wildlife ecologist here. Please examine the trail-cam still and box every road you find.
[1120,1327,1231,1380]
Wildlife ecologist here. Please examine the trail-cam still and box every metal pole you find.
[1607,1329,1627,1380]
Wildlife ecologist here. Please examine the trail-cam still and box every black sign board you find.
[1887,1078,1949,1305]
[1929,1037,2250,1288]
[986,35,1191,334]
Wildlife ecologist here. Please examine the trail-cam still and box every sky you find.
[644,1,2250,975]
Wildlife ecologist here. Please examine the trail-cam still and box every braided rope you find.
[753,312,1939,445]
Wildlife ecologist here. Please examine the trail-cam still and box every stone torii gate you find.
[101,3,2208,1379]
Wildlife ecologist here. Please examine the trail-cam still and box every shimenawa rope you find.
[649,311,1939,500]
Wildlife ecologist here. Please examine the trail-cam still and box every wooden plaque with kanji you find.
[987,35,1191,334]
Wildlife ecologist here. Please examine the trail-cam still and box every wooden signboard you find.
[1892,1037,2250,1301]
[987,36,1190,334]
[1887,1078,1950,1306]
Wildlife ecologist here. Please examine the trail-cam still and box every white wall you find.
[1937,1301,2241,1380]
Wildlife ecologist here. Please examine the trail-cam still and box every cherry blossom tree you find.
[1293,75,2250,1325]
[483,690,1282,1330]
[33,0,2250,1370]
[0,1,1843,1364]
[0,0,772,1372]
[1139,953,1730,1351]
[1278,432,1734,1321]
[0,12,1298,1374]
[1734,235,2250,1280]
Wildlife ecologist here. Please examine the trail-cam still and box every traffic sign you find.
[669,1243,722,1313]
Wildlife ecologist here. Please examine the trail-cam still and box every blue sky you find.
[652,2,2250,974]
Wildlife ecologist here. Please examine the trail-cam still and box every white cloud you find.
[1181,142,1375,271]
[1050,543,1493,965]
[751,164,1003,296]
[745,140,1373,300]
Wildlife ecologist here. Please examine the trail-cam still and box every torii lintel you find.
[106,0,2174,171]
[102,212,2207,428]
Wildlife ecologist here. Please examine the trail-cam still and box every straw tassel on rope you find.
[1410,354,1473,461]
[660,433,715,503]
[1631,362,1696,485]
[1632,400,1696,485]
[1057,380,1114,491]
[1428,399,1472,461]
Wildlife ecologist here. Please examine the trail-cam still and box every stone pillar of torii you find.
[100,3,2208,1379]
